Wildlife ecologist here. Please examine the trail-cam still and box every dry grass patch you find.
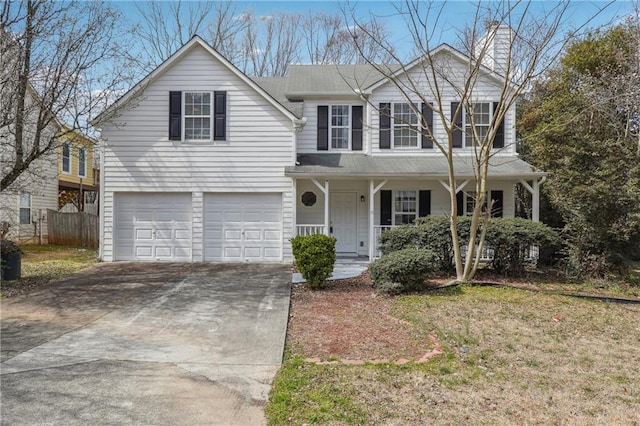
[1,244,97,297]
[269,275,640,425]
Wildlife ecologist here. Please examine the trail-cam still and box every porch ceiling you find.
[285,154,545,179]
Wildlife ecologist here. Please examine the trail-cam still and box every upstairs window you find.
[62,143,71,173]
[169,91,226,142]
[184,92,211,140]
[19,193,31,224]
[78,147,87,177]
[465,103,491,147]
[330,105,350,149]
[393,103,418,148]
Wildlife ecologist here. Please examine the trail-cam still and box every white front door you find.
[330,192,358,253]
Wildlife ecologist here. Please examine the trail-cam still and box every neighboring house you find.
[94,30,543,263]
[58,128,99,212]
[0,86,60,243]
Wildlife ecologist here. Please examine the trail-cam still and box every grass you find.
[1,244,98,297]
[268,284,640,425]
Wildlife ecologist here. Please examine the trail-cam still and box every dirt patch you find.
[287,272,438,362]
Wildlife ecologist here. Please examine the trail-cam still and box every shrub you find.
[378,225,421,255]
[369,248,437,294]
[379,216,472,273]
[1,238,22,257]
[484,218,561,276]
[291,234,336,290]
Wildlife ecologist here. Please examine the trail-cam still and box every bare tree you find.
[347,0,611,282]
[301,12,395,64]
[130,0,249,73]
[1,0,135,193]
[238,11,302,77]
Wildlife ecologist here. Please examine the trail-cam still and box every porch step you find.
[292,260,369,284]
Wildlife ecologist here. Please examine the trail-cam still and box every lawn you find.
[1,244,98,297]
[268,274,640,425]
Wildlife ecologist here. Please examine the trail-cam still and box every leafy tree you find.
[520,20,640,277]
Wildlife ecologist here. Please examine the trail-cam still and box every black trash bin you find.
[1,250,22,281]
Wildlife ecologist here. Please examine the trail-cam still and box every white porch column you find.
[324,180,330,236]
[369,180,375,260]
[292,178,297,236]
[532,179,540,222]
[311,178,330,235]
[368,179,388,260]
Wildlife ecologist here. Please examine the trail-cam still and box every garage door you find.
[204,193,282,262]
[115,193,192,261]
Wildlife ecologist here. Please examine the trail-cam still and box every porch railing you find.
[373,225,398,258]
[296,224,325,236]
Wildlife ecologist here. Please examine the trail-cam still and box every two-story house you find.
[58,128,99,212]
[94,30,543,263]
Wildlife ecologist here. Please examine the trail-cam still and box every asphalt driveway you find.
[0,262,291,425]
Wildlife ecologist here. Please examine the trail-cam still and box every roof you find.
[92,36,298,125]
[283,64,401,97]
[285,154,544,179]
[251,76,303,118]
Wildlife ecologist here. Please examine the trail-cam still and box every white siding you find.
[368,54,516,156]
[100,44,295,261]
[0,146,58,242]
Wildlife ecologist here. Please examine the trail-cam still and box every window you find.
[330,105,350,149]
[465,103,491,147]
[184,92,211,140]
[393,103,418,148]
[394,190,417,224]
[62,143,71,173]
[301,191,317,207]
[78,147,86,177]
[19,193,31,224]
[463,191,488,216]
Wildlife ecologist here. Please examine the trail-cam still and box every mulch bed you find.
[286,272,440,363]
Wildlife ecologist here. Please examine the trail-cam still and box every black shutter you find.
[352,105,363,151]
[317,106,328,150]
[456,190,464,216]
[169,91,181,141]
[490,190,504,218]
[493,102,504,148]
[379,103,391,149]
[214,91,226,141]
[380,190,392,225]
[419,190,431,217]
[421,102,433,149]
[451,102,462,148]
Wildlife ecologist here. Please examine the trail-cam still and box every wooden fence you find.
[47,209,99,248]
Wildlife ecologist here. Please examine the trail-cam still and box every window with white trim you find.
[465,103,491,147]
[78,147,86,177]
[62,143,71,173]
[330,105,350,149]
[464,191,487,216]
[394,190,417,224]
[184,92,212,140]
[393,103,418,148]
[19,193,31,224]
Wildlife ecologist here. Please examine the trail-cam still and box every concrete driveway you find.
[0,263,291,425]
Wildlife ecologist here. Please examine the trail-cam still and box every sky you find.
[112,0,637,61]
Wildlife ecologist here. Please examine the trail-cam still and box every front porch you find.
[292,177,542,261]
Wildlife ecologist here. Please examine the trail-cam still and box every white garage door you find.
[115,193,192,261]
[204,193,282,262]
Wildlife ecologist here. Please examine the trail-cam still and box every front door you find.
[330,192,358,253]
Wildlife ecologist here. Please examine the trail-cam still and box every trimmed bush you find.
[484,218,562,275]
[378,225,421,254]
[369,248,437,294]
[291,234,336,290]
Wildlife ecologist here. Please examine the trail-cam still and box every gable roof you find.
[91,36,298,125]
